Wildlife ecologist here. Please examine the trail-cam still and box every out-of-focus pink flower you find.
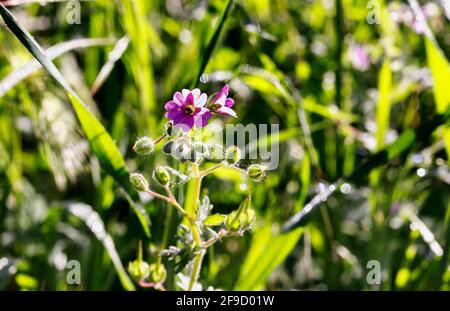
[411,18,425,34]
[348,44,371,71]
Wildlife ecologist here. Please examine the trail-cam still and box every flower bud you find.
[128,260,150,281]
[165,122,173,136]
[247,164,266,182]
[225,210,241,232]
[241,207,256,229]
[130,173,149,192]
[225,146,241,165]
[133,136,154,156]
[225,196,255,232]
[153,165,170,186]
[163,141,174,154]
[149,263,167,283]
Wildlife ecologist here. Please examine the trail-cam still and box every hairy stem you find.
[188,249,205,291]
[189,163,203,246]
[187,162,204,290]
[146,189,186,216]
[200,162,225,178]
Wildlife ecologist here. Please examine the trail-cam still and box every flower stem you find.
[154,133,167,145]
[200,162,225,178]
[187,162,204,290]
[146,189,187,216]
[188,249,205,291]
[188,163,203,246]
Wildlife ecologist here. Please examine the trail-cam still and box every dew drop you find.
[340,183,351,194]
[416,168,426,178]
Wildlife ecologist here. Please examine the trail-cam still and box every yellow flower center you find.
[184,104,196,115]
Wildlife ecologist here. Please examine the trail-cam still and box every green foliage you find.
[0,0,449,291]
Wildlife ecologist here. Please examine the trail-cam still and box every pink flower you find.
[348,44,370,71]
[209,84,237,118]
[165,89,212,131]
[411,18,425,34]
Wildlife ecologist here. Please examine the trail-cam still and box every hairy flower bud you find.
[128,260,150,281]
[163,141,174,154]
[247,164,266,182]
[165,122,173,136]
[241,207,256,229]
[225,196,255,232]
[153,165,170,187]
[130,173,149,192]
[133,136,154,156]
[149,263,167,283]
[225,146,241,165]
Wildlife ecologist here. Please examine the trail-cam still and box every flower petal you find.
[225,98,235,108]
[166,108,183,122]
[185,93,195,105]
[175,114,195,131]
[220,84,229,96]
[195,109,212,127]
[191,88,201,99]
[173,92,185,105]
[181,89,190,98]
[195,93,207,107]
[165,100,178,110]
[216,106,237,118]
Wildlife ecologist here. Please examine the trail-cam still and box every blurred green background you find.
[0,0,449,290]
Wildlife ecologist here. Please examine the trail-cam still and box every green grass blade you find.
[0,37,114,96]
[376,58,392,149]
[69,203,135,291]
[425,37,450,163]
[0,3,151,235]
[282,111,450,232]
[0,3,129,187]
[190,0,234,88]
[235,223,303,290]
[425,38,450,115]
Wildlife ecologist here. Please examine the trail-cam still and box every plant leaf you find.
[191,0,234,88]
[235,223,303,290]
[376,58,392,149]
[0,4,129,187]
[425,37,450,162]
[203,214,226,226]
[0,38,114,97]
[0,3,150,235]
[68,203,135,291]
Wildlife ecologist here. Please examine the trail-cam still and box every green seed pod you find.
[225,210,241,232]
[241,207,256,229]
[128,260,150,281]
[149,263,167,283]
[225,146,241,165]
[225,196,254,232]
[130,173,149,192]
[247,164,266,182]
[133,136,154,156]
[153,165,170,187]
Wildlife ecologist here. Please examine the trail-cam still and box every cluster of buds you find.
[127,242,167,285]
[127,85,268,291]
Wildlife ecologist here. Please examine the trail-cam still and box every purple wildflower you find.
[411,18,425,34]
[209,84,237,118]
[165,88,212,131]
[348,44,370,71]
